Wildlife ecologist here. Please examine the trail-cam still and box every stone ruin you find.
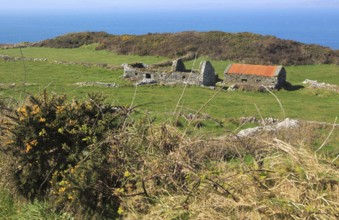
[224,64,287,89]
[122,58,218,86]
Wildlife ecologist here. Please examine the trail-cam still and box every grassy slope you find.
[0,45,167,65]
[1,47,339,130]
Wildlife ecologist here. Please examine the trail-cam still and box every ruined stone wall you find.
[123,60,217,86]
[144,71,201,85]
[122,64,145,81]
[224,74,278,87]
[171,59,187,72]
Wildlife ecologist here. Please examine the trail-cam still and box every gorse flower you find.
[117,206,124,215]
[39,117,46,122]
[25,140,38,153]
[124,171,131,177]
[17,106,28,117]
[39,128,46,136]
[4,140,14,145]
[56,105,65,114]
[30,140,38,146]
[68,119,76,125]
[25,143,32,153]
[31,105,40,115]
[17,106,28,121]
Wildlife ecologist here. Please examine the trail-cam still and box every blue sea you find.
[0,9,338,49]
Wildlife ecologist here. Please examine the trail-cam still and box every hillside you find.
[35,31,339,65]
[1,38,339,219]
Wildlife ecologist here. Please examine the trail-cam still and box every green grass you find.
[0,190,16,219]
[1,47,339,135]
[0,47,230,78]
[286,64,339,85]
[0,189,62,219]
[0,46,168,65]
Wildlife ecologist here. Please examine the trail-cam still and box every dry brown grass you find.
[119,121,339,220]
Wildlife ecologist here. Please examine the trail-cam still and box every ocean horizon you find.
[0,9,338,49]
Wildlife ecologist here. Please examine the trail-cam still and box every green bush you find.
[1,92,129,218]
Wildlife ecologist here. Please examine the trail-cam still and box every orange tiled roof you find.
[226,64,279,77]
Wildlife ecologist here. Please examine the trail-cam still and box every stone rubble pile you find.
[239,116,280,125]
[75,82,118,88]
[237,118,299,137]
[303,79,339,92]
[0,54,47,62]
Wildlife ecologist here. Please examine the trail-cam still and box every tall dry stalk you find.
[183,88,222,136]
[254,103,265,126]
[172,52,198,123]
[264,86,285,118]
[315,116,338,154]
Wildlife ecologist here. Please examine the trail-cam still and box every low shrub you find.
[1,91,129,218]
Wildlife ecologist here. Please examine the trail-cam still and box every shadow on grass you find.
[282,81,305,91]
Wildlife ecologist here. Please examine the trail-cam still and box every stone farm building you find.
[122,58,218,86]
[224,64,286,88]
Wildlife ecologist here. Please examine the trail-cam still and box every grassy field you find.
[0,45,168,66]
[2,46,339,83]
[1,47,339,132]
[1,46,339,135]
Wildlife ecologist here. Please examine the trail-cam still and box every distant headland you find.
[31,31,339,65]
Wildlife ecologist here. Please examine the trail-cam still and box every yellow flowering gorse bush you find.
[1,92,130,218]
